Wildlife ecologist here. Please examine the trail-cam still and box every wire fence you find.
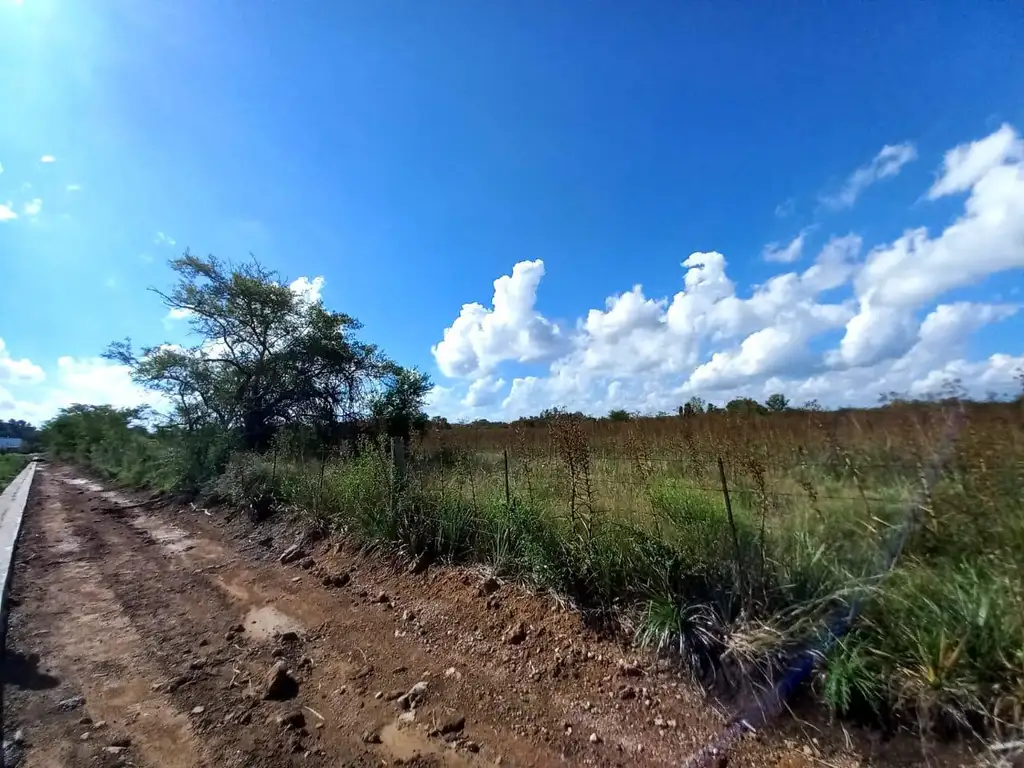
[400,442,921,512]
[266,433,949,539]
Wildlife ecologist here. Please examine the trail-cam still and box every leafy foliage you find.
[43,254,430,493]
[0,418,39,448]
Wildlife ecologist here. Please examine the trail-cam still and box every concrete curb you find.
[0,461,37,639]
[0,460,37,766]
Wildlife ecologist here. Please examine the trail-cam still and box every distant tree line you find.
[0,418,39,449]
[444,382,1019,429]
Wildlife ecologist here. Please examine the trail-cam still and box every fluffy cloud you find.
[762,230,807,263]
[822,142,917,209]
[431,125,1024,420]
[432,260,568,378]
[0,338,46,385]
[22,198,42,216]
[463,376,507,408]
[832,124,1024,368]
[0,340,156,425]
[39,155,56,163]
[289,276,324,305]
[0,202,16,222]
[928,123,1023,199]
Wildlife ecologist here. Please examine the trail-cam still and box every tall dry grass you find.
[47,399,1024,741]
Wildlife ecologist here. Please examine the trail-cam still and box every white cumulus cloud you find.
[832,124,1024,368]
[0,341,162,425]
[39,155,56,163]
[0,202,16,222]
[22,198,42,216]
[289,276,325,305]
[928,123,1024,199]
[463,376,507,408]
[0,338,46,385]
[430,124,1024,421]
[432,260,568,378]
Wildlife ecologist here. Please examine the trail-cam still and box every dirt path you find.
[1,465,964,767]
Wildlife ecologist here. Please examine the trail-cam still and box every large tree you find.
[106,253,429,450]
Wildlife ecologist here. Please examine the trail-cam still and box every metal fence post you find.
[717,456,748,607]
[390,437,406,513]
[503,447,511,510]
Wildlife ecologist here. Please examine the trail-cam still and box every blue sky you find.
[2,0,1024,423]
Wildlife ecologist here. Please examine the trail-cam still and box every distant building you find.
[0,437,23,451]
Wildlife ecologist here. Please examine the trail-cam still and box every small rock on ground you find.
[277,710,306,730]
[323,572,350,588]
[504,621,527,645]
[263,661,299,700]
[56,695,85,712]
[438,715,465,735]
[279,545,305,565]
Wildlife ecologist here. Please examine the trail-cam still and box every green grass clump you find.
[0,453,30,489]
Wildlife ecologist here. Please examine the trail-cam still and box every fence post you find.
[390,437,406,513]
[390,437,406,480]
[317,445,327,516]
[717,456,749,608]
[503,447,511,510]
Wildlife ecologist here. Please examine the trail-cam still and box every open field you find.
[42,399,1024,754]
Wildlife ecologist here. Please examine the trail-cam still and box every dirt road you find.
[1,465,953,767]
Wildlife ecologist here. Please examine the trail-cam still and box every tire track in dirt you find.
[3,475,205,768]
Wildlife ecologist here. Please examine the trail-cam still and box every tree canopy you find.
[105,253,430,451]
[0,419,38,445]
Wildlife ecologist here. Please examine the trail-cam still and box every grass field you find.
[44,399,1024,741]
[0,453,29,490]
